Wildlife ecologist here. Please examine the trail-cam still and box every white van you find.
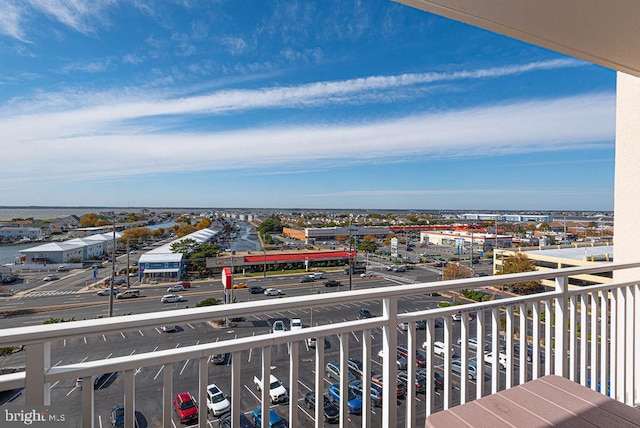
[311,272,325,280]
[115,289,140,299]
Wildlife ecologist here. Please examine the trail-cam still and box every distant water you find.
[0,207,214,221]
[0,243,33,264]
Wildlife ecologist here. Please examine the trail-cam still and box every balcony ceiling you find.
[395,0,640,77]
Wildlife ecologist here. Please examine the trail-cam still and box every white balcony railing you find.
[1,262,639,428]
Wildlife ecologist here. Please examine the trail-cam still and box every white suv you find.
[290,318,302,331]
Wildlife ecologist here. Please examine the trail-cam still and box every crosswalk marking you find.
[21,290,76,298]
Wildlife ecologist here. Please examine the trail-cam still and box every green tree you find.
[171,238,198,255]
[497,253,543,294]
[358,240,378,253]
[258,215,282,235]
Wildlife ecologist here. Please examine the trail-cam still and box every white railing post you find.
[81,375,94,428]
[198,357,208,428]
[635,284,640,405]
[518,303,527,385]
[24,342,51,405]
[601,291,609,397]
[338,332,350,428]
[590,292,599,392]
[362,329,372,428]
[231,351,241,428]
[580,294,588,387]
[491,308,499,394]
[460,313,468,405]
[625,285,635,405]
[289,341,299,428]
[261,345,271,428]
[611,288,618,398]
[544,299,552,376]
[124,369,135,428]
[406,321,417,428]
[162,363,172,427]
[554,275,568,377]
[382,297,398,428]
[315,338,325,428]
[425,320,435,415]
[532,302,541,380]
[475,311,485,399]
[443,316,452,409]
[505,305,513,389]
[569,295,577,382]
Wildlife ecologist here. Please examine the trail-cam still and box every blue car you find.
[349,379,383,407]
[328,383,362,414]
[252,408,288,428]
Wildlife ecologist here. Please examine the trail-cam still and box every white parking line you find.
[276,312,286,318]
[139,330,144,336]
[179,359,190,375]
[102,334,106,342]
[153,366,164,380]
[187,323,195,330]
[351,331,360,342]
[120,332,126,339]
[83,337,87,344]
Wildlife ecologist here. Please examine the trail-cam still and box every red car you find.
[173,391,198,424]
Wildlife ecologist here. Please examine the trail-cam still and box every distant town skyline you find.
[1,1,615,210]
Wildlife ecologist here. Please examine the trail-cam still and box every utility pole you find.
[126,238,130,288]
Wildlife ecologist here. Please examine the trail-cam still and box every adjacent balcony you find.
[1,261,639,427]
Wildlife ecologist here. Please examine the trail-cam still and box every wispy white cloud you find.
[0,0,28,41]
[0,91,614,190]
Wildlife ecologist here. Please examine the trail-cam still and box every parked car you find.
[326,361,356,383]
[377,349,408,370]
[484,351,508,369]
[1,275,17,284]
[167,284,186,293]
[371,374,407,398]
[346,357,366,378]
[290,318,302,331]
[209,353,229,365]
[323,280,341,287]
[206,383,231,416]
[513,342,541,363]
[303,392,340,423]
[396,345,427,368]
[272,320,286,334]
[398,370,427,393]
[451,358,479,381]
[349,379,383,407]
[161,294,185,303]
[358,308,373,319]
[264,288,284,296]
[113,278,125,285]
[217,413,253,428]
[173,391,198,424]
[43,274,59,281]
[430,341,454,357]
[306,337,317,348]
[251,408,288,428]
[162,325,178,333]
[327,383,362,414]
[457,337,490,351]
[109,404,125,428]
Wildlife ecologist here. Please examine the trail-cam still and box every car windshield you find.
[180,399,195,410]
[270,380,282,389]
[211,393,225,403]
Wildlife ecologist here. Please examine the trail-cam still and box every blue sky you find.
[0,0,615,211]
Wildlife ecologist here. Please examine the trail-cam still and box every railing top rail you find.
[1,261,638,347]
